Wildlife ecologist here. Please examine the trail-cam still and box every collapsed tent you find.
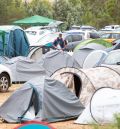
[73,43,108,68]
[0,76,84,123]
[75,87,120,124]
[4,56,46,82]
[38,50,80,76]
[0,25,29,57]
[51,65,120,106]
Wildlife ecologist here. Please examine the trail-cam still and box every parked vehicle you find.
[25,27,52,46]
[0,64,12,92]
[66,30,99,39]
[80,25,97,31]
[104,25,120,30]
[100,32,120,42]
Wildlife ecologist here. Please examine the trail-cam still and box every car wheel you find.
[0,73,10,92]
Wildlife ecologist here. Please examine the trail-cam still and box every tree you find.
[0,0,27,25]
[27,0,53,18]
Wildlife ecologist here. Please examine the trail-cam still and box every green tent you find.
[13,15,55,26]
[74,39,112,51]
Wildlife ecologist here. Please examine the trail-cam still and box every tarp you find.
[13,15,55,26]
[0,77,84,123]
[0,25,30,57]
[75,88,120,124]
[4,56,46,82]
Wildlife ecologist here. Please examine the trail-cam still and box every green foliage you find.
[0,0,120,28]
[0,0,27,25]
[27,0,53,18]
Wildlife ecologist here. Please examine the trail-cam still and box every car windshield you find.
[101,33,111,38]
[25,30,45,36]
[103,51,120,65]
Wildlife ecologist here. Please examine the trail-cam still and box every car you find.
[66,30,100,39]
[38,32,84,53]
[25,27,52,46]
[80,25,97,31]
[100,32,120,43]
[98,29,113,36]
[104,25,120,30]
[0,64,12,92]
[69,25,81,30]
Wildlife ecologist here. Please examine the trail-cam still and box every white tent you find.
[75,87,120,124]
[51,65,120,106]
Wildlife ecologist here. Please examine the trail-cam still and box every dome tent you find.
[0,76,84,123]
[75,87,120,124]
[73,43,107,68]
[51,65,120,106]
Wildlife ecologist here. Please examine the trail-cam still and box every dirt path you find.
[0,84,92,129]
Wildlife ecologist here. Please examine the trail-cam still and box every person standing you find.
[53,33,67,50]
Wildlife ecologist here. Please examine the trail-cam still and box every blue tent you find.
[0,25,29,58]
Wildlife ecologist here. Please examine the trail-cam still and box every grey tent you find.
[28,47,43,61]
[38,50,80,76]
[73,43,107,68]
[4,56,46,82]
[0,76,84,123]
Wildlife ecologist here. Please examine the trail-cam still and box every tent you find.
[51,65,120,106]
[75,87,120,124]
[13,15,55,26]
[0,30,6,55]
[74,39,112,51]
[37,50,80,76]
[4,56,46,82]
[0,76,84,123]
[0,25,29,58]
[101,49,120,65]
[28,46,43,61]
[73,43,107,68]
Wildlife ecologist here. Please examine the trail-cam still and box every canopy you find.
[13,15,55,26]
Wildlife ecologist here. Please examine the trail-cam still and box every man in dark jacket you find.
[53,33,67,50]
